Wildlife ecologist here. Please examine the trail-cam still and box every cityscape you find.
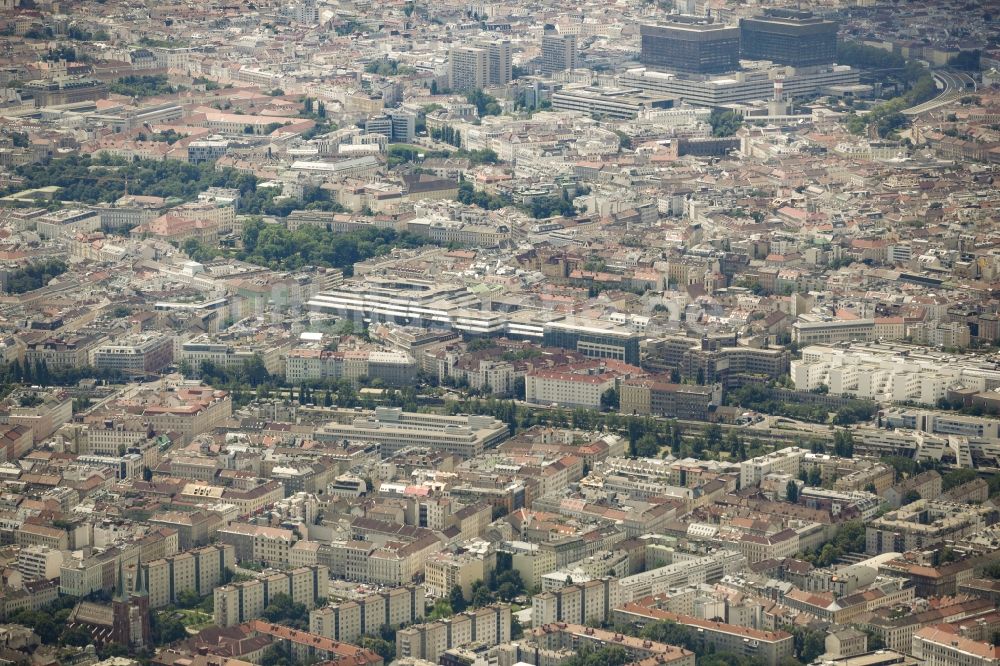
[0,1,998,666]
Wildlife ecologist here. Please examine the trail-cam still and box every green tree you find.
[360,635,395,662]
[448,584,467,613]
[834,430,854,458]
[428,597,453,619]
[600,387,619,411]
[942,468,977,491]
[709,109,742,137]
[633,433,660,458]
[786,480,799,503]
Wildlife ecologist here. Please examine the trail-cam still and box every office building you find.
[791,343,1000,405]
[640,19,741,74]
[542,317,643,365]
[542,33,577,74]
[792,319,877,345]
[365,109,416,143]
[92,334,174,376]
[616,551,746,602]
[22,77,108,106]
[16,545,64,581]
[739,9,838,67]
[34,208,101,239]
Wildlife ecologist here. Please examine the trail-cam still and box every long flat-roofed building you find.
[307,278,505,336]
[551,86,674,120]
[314,407,509,458]
[619,65,859,107]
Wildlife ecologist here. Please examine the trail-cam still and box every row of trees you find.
[4,359,124,387]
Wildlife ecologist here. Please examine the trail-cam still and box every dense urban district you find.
[0,1,998,666]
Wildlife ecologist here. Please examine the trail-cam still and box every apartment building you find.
[424,544,496,599]
[309,584,425,645]
[16,523,68,551]
[620,378,721,420]
[396,604,510,663]
[218,523,296,567]
[866,500,997,555]
[526,361,640,409]
[614,602,795,665]
[214,565,329,627]
[502,623,695,666]
[284,348,417,387]
[59,546,130,597]
[139,544,235,609]
[179,481,284,519]
[246,621,384,666]
[23,333,106,369]
[532,577,621,627]
[740,447,807,489]
[912,626,1000,666]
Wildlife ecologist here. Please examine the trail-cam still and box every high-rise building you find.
[640,18,740,74]
[740,9,838,66]
[542,33,577,74]
[488,40,512,85]
[449,41,510,91]
[448,46,489,91]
